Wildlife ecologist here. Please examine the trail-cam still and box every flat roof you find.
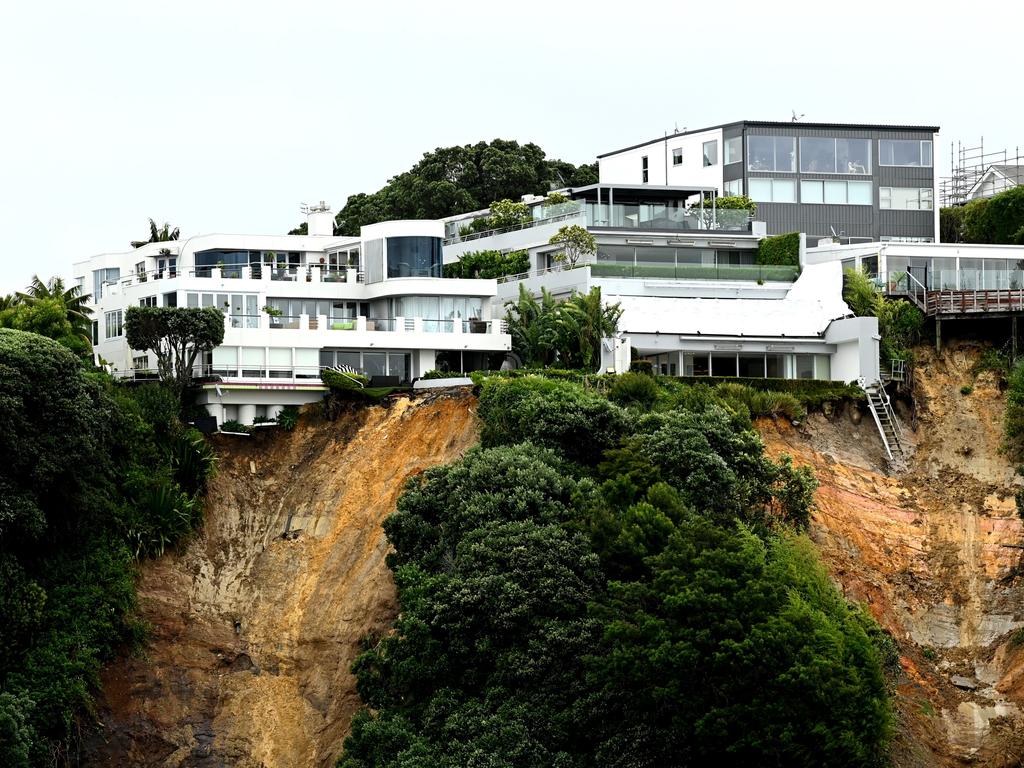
[597,120,942,159]
[568,183,719,199]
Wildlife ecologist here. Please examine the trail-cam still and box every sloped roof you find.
[612,261,852,338]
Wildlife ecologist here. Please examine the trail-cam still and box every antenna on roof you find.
[791,110,805,122]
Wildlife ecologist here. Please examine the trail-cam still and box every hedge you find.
[757,231,801,266]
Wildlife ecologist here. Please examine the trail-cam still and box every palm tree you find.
[131,218,180,249]
[18,275,94,343]
[0,294,15,312]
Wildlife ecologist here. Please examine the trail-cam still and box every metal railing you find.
[591,262,798,282]
[444,203,585,245]
[496,262,590,285]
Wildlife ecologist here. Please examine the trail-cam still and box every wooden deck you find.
[921,289,1024,317]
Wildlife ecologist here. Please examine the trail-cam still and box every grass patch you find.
[961,384,974,396]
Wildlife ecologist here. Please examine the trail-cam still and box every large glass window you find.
[747,136,796,172]
[801,180,872,205]
[799,137,871,174]
[724,179,743,196]
[725,136,742,164]
[749,178,796,203]
[104,309,123,339]
[879,139,933,167]
[879,187,933,210]
[703,140,718,167]
[386,236,442,278]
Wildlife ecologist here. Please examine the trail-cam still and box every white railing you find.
[496,262,591,285]
[444,204,585,245]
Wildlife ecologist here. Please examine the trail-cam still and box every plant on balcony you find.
[262,305,283,318]
[469,199,532,234]
[549,224,596,268]
[443,249,529,279]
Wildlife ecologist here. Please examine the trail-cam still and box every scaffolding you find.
[940,138,1024,207]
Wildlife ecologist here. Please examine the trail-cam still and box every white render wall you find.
[598,127,725,191]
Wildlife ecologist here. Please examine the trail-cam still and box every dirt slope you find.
[760,342,1024,766]
[82,392,480,768]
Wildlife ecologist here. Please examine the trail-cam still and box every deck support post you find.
[935,318,942,354]
[1014,315,1018,362]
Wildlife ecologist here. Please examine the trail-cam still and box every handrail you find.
[496,262,591,285]
[444,205,585,245]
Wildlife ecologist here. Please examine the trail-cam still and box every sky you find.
[0,0,1021,295]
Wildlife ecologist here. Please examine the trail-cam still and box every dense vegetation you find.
[0,320,214,763]
[844,267,924,366]
[289,140,597,236]
[339,375,895,767]
[0,276,93,359]
[505,285,622,370]
[757,231,801,266]
[443,249,530,279]
[940,186,1024,244]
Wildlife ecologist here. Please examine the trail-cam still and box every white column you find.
[396,316,405,333]
[267,404,284,422]
[312,266,322,283]
[416,349,437,376]
[356,316,367,332]
[318,314,328,331]
[238,404,257,426]
[300,313,310,330]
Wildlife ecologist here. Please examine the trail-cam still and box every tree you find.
[443,249,529,279]
[17,275,93,344]
[469,198,532,233]
[504,284,559,367]
[125,306,224,398]
[328,140,597,236]
[131,218,180,249]
[549,224,596,267]
[551,287,623,370]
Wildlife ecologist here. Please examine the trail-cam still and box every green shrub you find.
[608,372,660,409]
[277,406,300,430]
[629,360,654,376]
[757,231,800,266]
[171,428,217,496]
[715,382,806,421]
[321,369,370,390]
[443,249,529,279]
[1004,359,1024,463]
[478,376,627,465]
[961,384,974,396]
[974,347,1010,378]
[219,419,251,434]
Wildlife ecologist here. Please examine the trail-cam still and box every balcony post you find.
[300,313,310,330]
[395,315,405,333]
[452,317,463,334]
[318,314,327,332]
[413,318,423,333]
[212,266,222,280]
[312,266,322,283]
[347,267,357,284]
[356,316,367,332]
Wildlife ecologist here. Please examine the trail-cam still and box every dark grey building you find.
[598,120,940,243]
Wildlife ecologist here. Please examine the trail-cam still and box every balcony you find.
[190,265,365,283]
[444,202,586,245]
[262,314,507,335]
[591,262,798,282]
[585,203,752,233]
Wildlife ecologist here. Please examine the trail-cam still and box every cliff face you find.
[760,342,1024,767]
[83,392,480,768]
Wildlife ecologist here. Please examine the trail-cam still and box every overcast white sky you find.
[0,0,1020,295]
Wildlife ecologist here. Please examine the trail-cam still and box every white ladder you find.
[863,380,907,469]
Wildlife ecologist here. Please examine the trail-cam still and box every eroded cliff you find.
[83,392,480,767]
[761,342,1024,767]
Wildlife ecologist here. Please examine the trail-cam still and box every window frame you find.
[746,136,796,173]
[879,186,934,211]
[671,148,683,166]
[104,309,123,339]
[878,139,933,168]
[702,140,718,167]
[641,154,649,183]
[798,137,872,175]
[724,136,742,165]
[749,177,797,204]
[800,179,873,205]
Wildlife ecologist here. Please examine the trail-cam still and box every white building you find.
[442,188,880,385]
[73,207,511,426]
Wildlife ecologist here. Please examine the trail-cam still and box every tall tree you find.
[125,307,225,400]
[131,218,180,249]
[17,275,93,344]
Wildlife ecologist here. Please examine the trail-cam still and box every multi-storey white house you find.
[73,206,510,426]
[441,186,880,384]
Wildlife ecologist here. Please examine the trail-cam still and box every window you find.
[386,236,443,278]
[724,179,743,196]
[702,140,718,167]
[641,155,649,183]
[880,187,933,210]
[139,296,157,307]
[91,320,99,346]
[747,136,796,172]
[800,180,872,205]
[725,136,742,164]
[799,137,871,174]
[672,148,682,166]
[132,355,148,370]
[879,139,932,167]
[104,310,123,339]
[749,178,796,203]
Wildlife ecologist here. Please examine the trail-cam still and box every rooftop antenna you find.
[791,110,805,122]
[300,201,330,214]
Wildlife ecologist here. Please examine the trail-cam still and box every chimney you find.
[304,201,334,236]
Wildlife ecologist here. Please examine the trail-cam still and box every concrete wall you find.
[598,126,725,190]
[824,316,880,383]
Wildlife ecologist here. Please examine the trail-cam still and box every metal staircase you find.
[863,380,907,469]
